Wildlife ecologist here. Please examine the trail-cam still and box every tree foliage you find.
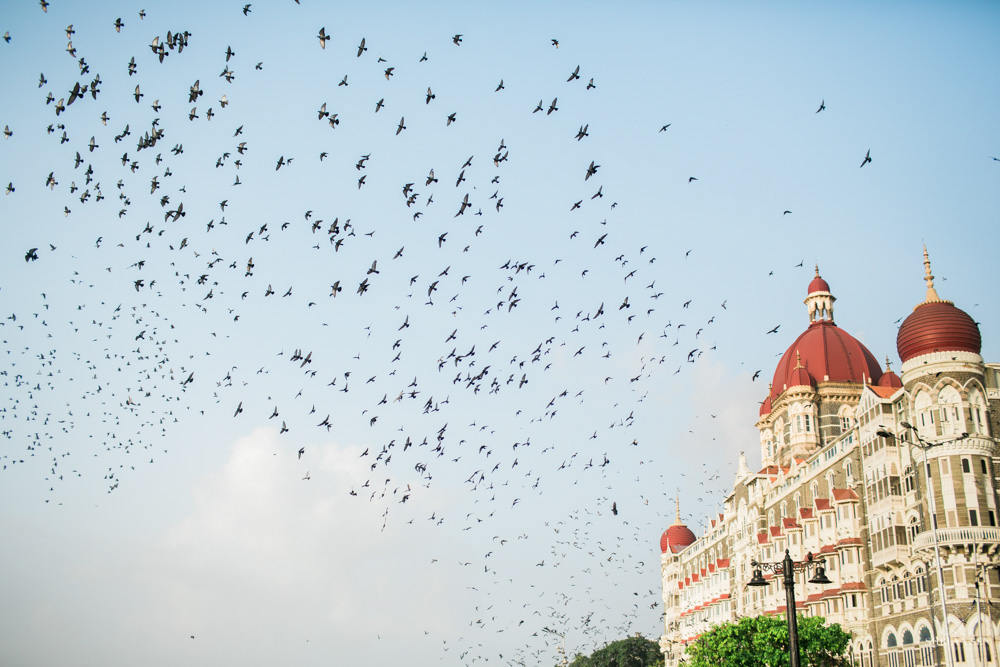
[566,634,664,667]
[684,615,851,667]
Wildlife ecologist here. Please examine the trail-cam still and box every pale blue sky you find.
[1,1,998,665]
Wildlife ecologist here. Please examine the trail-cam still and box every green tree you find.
[684,615,850,667]
[566,634,664,667]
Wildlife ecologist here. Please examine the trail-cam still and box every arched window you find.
[919,627,932,643]
[914,392,934,437]
[794,493,801,515]
[780,502,787,520]
[938,386,962,435]
[970,390,987,435]
[811,481,820,502]
[845,459,854,481]
[887,633,898,648]
[903,630,914,645]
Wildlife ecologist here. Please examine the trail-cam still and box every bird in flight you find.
[860,149,872,168]
[816,99,826,113]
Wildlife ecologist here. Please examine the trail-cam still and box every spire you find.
[884,356,892,372]
[794,350,804,369]
[923,245,941,302]
[914,246,952,310]
[672,492,683,526]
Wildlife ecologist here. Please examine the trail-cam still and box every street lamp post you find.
[878,423,970,667]
[748,549,832,667]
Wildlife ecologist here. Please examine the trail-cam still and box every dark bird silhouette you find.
[860,149,872,168]
[816,99,826,113]
[766,325,780,334]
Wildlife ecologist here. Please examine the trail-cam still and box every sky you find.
[1,1,998,665]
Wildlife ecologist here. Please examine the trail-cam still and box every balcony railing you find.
[910,526,1000,552]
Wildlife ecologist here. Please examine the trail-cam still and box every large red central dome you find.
[768,270,882,402]
[770,321,883,398]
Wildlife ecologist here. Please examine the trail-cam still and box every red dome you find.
[771,321,882,399]
[897,301,981,364]
[759,393,772,417]
[808,275,830,294]
[660,522,696,554]
[878,370,902,389]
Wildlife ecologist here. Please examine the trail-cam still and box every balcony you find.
[910,526,1000,553]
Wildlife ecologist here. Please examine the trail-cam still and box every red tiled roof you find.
[815,498,832,511]
[717,558,730,568]
[832,488,859,502]
[769,526,783,537]
[799,508,814,519]
[837,537,863,546]
[757,533,769,544]
[782,517,801,529]
[870,385,899,399]
[840,581,867,591]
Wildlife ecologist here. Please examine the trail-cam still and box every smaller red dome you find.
[759,393,772,417]
[896,248,982,365]
[878,370,902,389]
[808,275,830,294]
[786,352,815,389]
[897,301,981,364]
[661,522,696,554]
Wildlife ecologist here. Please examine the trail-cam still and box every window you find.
[805,414,812,433]
[971,509,979,527]
[962,458,971,474]
[990,510,996,527]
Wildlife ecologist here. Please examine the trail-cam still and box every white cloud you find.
[130,427,469,665]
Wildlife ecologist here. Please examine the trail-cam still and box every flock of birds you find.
[0,3,860,665]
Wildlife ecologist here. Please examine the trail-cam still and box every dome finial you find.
[794,350,804,369]
[672,492,682,526]
[922,245,942,303]
[884,356,892,372]
[814,264,820,278]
